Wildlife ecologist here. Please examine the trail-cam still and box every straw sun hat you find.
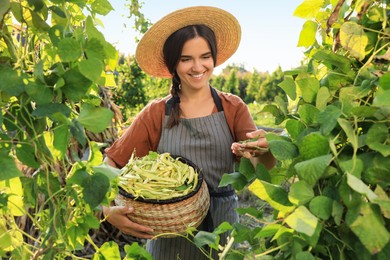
[135,6,241,78]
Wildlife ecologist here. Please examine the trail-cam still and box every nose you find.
[192,59,203,71]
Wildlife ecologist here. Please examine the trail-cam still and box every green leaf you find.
[67,169,89,186]
[340,21,368,61]
[248,179,295,214]
[339,157,363,178]
[124,243,153,260]
[77,104,114,133]
[255,223,283,238]
[350,106,379,118]
[299,132,330,160]
[296,251,316,260]
[298,20,318,48]
[87,141,104,166]
[312,50,351,74]
[309,196,333,220]
[93,241,121,260]
[30,10,50,31]
[255,163,271,182]
[278,76,296,100]
[261,104,285,125]
[268,139,298,161]
[379,72,390,90]
[284,206,318,236]
[213,221,234,235]
[298,104,319,126]
[86,38,107,60]
[318,105,341,135]
[0,65,26,96]
[58,37,82,62]
[373,88,390,107]
[26,83,53,104]
[53,124,70,160]
[316,87,332,110]
[193,231,219,250]
[285,119,305,141]
[288,181,314,206]
[82,172,110,209]
[0,0,10,22]
[0,151,22,181]
[86,16,105,42]
[235,207,263,219]
[78,58,103,83]
[15,143,40,168]
[346,202,390,254]
[346,173,377,202]
[295,154,332,186]
[293,0,324,19]
[366,123,390,157]
[62,68,92,102]
[91,0,114,15]
[238,157,255,181]
[332,200,344,225]
[219,172,247,191]
[296,77,320,103]
[338,118,359,153]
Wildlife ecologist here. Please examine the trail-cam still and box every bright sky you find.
[99,0,306,73]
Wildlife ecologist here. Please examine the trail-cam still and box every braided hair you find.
[162,24,217,128]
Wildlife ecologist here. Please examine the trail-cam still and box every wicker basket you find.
[114,156,210,237]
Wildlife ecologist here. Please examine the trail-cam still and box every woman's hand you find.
[102,205,154,239]
[231,129,269,158]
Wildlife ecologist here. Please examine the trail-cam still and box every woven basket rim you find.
[118,155,204,204]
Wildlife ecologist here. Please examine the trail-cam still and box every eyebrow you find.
[180,51,212,58]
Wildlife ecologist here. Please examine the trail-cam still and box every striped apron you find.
[146,87,238,259]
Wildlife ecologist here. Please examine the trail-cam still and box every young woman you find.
[102,6,275,259]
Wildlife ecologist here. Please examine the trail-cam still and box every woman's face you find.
[176,37,214,90]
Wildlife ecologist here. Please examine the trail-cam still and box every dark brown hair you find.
[163,24,217,128]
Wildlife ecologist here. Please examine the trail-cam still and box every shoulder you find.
[215,89,247,109]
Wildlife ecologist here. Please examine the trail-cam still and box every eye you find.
[202,54,212,59]
[180,57,191,62]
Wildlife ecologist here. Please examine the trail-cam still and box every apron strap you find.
[165,86,223,115]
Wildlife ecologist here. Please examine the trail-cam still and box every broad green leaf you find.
[346,173,377,202]
[268,139,298,161]
[213,221,234,235]
[339,157,363,178]
[379,72,390,90]
[0,0,10,22]
[346,202,390,254]
[238,157,255,181]
[219,172,247,191]
[0,65,26,96]
[261,104,285,125]
[0,219,24,251]
[298,104,319,126]
[53,124,70,160]
[299,132,330,160]
[312,50,351,74]
[82,172,110,209]
[193,231,219,250]
[248,179,295,215]
[338,118,358,153]
[62,68,92,102]
[77,104,114,133]
[86,16,105,42]
[93,241,121,260]
[58,37,82,62]
[284,206,318,236]
[32,103,72,118]
[255,223,283,238]
[374,185,390,219]
[30,10,50,31]
[0,152,22,181]
[70,119,87,148]
[316,87,331,110]
[86,38,107,60]
[92,164,121,181]
[15,143,40,168]
[0,177,25,216]
[298,20,318,48]
[87,141,104,166]
[293,0,324,19]
[91,0,114,15]
[285,119,305,141]
[288,181,314,205]
[318,105,341,135]
[332,200,344,225]
[295,154,332,186]
[366,123,390,157]
[296,77,320,103]
[26,83,53,104]
[235,207,263,219]
[340,21,368,61]
[255,162,271,183]
[296,251,316,260]
[275,95,288,116]
[78,58,104,83]
[124,243,153,260]
[278,77,296,100]
[309,196,333,220]
[373,88,390,107]
[351,106,379,118]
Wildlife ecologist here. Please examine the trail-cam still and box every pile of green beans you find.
[119,152,199,200]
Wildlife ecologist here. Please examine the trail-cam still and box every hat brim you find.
[135,6,241,78]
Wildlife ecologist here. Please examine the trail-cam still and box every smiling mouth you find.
[191,72,205,78]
